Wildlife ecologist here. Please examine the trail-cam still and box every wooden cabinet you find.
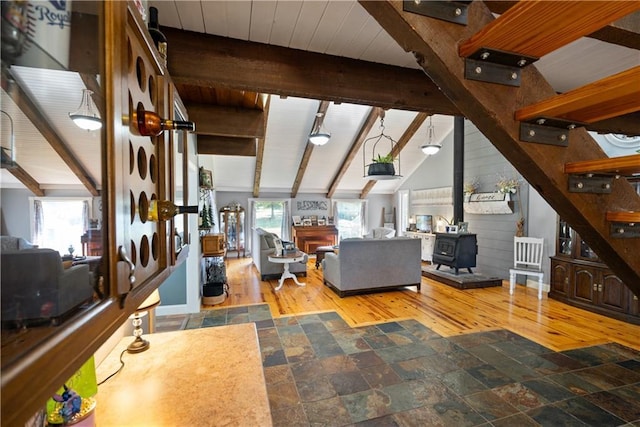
[405,232,436,262]
[292,225,338,254]
[81,229,103,256]
[1,4,192,424]
[220,207,245,257]
[550,218,639,324]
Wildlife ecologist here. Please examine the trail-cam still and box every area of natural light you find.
[32,199,89,256]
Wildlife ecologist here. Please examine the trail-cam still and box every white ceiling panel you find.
[268,2,304,47]
[289,1,328,51]
[261,97,320,191]
[300,103,371,193]
[210,155,255,192]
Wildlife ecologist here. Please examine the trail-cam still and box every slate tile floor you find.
[156,305,640,426]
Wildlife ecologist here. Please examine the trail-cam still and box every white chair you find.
[509,237,545,299]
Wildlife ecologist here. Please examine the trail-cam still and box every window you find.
[397,190,409,236]
[30,197,93,256]
[249,199,291,239]
[332,199,367,240]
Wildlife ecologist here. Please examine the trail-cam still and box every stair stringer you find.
[360,0,640,294]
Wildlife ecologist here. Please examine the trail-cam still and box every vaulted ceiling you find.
[1,1,638,198]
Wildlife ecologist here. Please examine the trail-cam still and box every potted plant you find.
[368,153,395,176]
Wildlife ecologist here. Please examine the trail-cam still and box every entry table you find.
[268,250,307,291]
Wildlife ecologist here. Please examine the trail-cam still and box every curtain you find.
[82,200,90,233]
[33,199,43,246]
[280,199,291,240]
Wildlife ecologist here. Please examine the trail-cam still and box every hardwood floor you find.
[211,257,640,352]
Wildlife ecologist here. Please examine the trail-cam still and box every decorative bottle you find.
[135,104,195,136]
[148,200,198,221]
[148,6,167,67]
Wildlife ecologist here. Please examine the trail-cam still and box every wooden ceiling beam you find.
[291,101,330,198]
[1,71,99,196]
[515,66,640,124]
[0,155,45,196]
[185,103,265,138]
[326,107,382,199]
[253,96,271,198]
[197,136,256,156]
[358,0,640,292]
[460,1,640,59]
[360,112,428,199]
[164,27,459,115]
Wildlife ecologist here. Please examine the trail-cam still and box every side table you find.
[268,250,307,291]
[314,246,336,269]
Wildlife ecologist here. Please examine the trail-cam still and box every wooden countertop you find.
[96,324,271,426]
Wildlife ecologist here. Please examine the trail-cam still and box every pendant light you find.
[421,116,441,155]
[309,113,331,146]
[69,89,102,131]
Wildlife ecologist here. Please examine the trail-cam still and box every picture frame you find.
[199,167,213,188]
[445,225,458,234]
[327,216,334,225]
[310,215,318,225]
[318,219,326,226]
[273,238,283,256]
[458,222,469,233]
[292,215,302,226]
[302,218,312,226]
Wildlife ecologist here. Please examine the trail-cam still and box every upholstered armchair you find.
[252,228,307,281]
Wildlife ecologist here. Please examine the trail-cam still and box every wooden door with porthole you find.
[116,6,172,298]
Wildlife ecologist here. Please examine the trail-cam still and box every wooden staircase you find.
[360,0,640,295]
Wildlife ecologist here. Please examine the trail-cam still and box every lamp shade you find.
[136,289,161,313]
[309,131,331,145]
[69,89,102,131]
[421,143,441,155]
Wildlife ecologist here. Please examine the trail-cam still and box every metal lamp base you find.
[127,336,150,353]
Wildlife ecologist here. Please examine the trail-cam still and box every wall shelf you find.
[463,192,514,214]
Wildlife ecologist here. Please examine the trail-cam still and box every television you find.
[415,215,432,233]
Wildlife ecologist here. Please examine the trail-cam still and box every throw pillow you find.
[263,233,278,249]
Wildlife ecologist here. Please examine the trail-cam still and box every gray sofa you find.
[1,248,94,327]
[252,228,307,281]
[322,237,421,297]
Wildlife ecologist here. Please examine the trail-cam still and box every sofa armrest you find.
[322,252,340,285]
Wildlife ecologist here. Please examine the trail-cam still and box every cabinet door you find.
[572,265,597,304]
[599,272,629,314]
[422,235,435,262]
[630,292,640,316]
[550,259,570,297]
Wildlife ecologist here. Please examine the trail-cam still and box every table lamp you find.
[127,289,161,353]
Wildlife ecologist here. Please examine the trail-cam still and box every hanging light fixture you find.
[0,110,16,168]
[69,89,102,131]
[309,113,331,146]
[363,114,402,180]
[421,116,441,155]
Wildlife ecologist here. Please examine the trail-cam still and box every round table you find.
[268,250,307,291]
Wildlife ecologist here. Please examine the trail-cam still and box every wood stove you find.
[433,233,477,274]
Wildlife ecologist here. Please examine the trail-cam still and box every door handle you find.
[118,245,136,288]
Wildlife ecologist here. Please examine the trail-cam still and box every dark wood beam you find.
[483,1,640,50]
[291,101,330,198]
[460,1,640,59]
[359,0,640,292]
[197,136,256,156]
[185,103,265,138]
[1,71,99,196]
[0,155,45,196]
[327,107,382,199]
[360,112,428,198]
[164,28,458,115]
[253,96,271,198]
